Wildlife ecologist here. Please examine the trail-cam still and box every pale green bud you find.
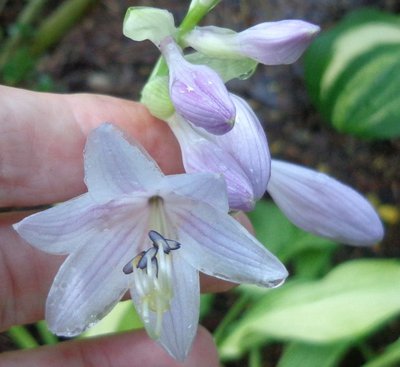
[141,76,175,120]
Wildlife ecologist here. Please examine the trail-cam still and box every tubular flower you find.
[160,36,236,135]
[13,123,287,361]
[268,160,384,246]
[168,93,271,212]
[184,20,320,65]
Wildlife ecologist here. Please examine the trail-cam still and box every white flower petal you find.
[46,203,150,336]
[161,173,229,212]
[158,254,199,361]
[169,196,288,287]
[84,123,163,201]
[13,194,102,254]
[131,252,200,361]
[268,160,384,246]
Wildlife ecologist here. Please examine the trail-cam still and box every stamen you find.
[123,251,145,274]
[148,230,181,254]
[123,197,184,338]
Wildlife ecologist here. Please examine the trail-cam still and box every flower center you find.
[123,196,180,338]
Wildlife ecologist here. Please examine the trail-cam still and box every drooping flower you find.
[267,160,384,246]
[168,93,270,211]
[13,123,287,361]
[160,36,236,135]
[183,20,320,65]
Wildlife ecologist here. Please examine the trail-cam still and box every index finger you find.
[0,86,183,207]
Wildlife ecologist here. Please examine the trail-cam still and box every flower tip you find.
[358,217,385,247]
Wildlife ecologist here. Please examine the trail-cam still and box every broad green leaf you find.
[248,200,336,277]
[304,8,400,139]
[330,45,400,138]
[278,342,349,367]
[362,338,400,367]
[80,300,142,338]
[219,260,400,359]
[185,52,257,82]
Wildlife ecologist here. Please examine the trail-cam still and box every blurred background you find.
[1,1,399,366]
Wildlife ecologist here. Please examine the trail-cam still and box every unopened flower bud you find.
[141,76,175,120]
[184,20,320,65]
[160,37,236,135]
[268,160,384,246]
[168,94,271,212]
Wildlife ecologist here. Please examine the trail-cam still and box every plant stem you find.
[8,326,39,349]
[0,0,48,68]
[249,346,262,367]
[214,293,250,346]
[36,320,58,345]
[30,0,96,56]
[147,0,221,82]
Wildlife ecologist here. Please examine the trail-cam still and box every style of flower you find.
[168,93,270,212]
[183,20,320,65]
[13,123,288,361]
[160,36,236,135]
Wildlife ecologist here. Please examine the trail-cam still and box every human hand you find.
[0,85,249,366]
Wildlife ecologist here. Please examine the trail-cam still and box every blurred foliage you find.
[0,0,96,87]
[304,8,400,139]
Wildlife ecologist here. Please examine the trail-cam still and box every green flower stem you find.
[8,325,39,349]
[30,0,96,57]
[249,346,262,367]
[213,292,250,346]
[36,320,59,345]
[177,0,220,38]
[147,0,221,83]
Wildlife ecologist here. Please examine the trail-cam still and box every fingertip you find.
[183,325,219,367]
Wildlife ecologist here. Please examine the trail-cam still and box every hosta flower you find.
[168,93,270,211]
[160,36,236,135]
[268,160,384,246]
[13,123,287,361]
[184,20,320,65]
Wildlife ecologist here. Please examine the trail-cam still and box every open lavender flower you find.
[268,160,384,246]
[160,36,236,135]
[168,93,270,211]
[184,20,320,65]
[13,123,287,361]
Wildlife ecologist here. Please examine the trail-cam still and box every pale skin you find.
[0,85,252,367]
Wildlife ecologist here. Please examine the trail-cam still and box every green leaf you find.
[200,294,215,320]
[185,52,257,82]
[80,300,143,338]
[248,200,336,277]
[329,45,400,138]
[362,338,400,367]
[304,8,400,139]
[219,259,400,359]
[278,342,349,367]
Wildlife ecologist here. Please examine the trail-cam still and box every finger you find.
[0,86,183,207]
[0,325,219,367]
[0,211,253,330]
